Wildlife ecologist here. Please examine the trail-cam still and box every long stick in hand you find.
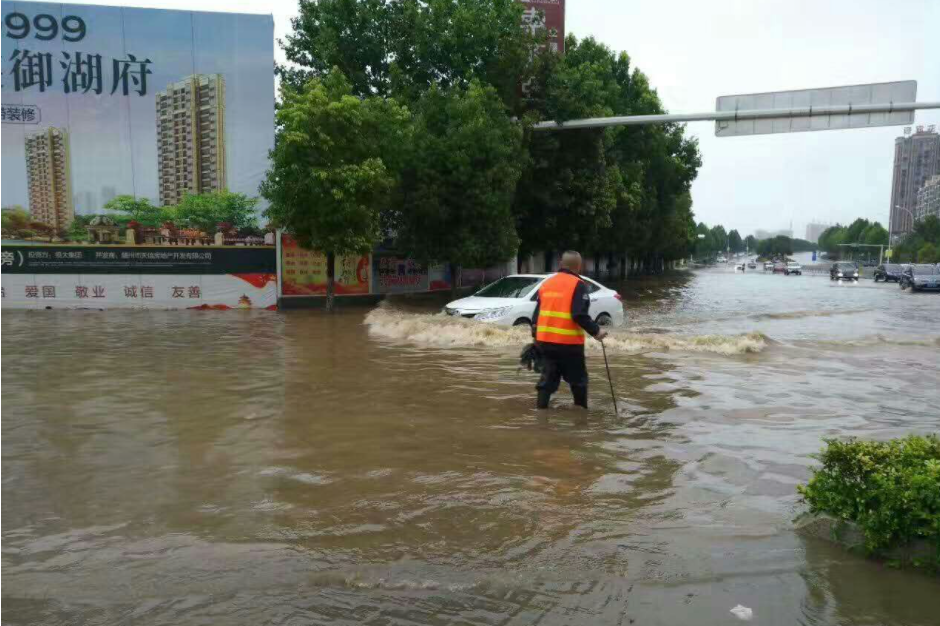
[600,340,618,414]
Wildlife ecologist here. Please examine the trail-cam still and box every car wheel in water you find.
[513,318,531,327]
[596,313,612,327]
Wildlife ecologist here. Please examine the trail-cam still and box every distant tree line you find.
[817,218,888,259]
[755,235,816,258]
[262,0,703,306]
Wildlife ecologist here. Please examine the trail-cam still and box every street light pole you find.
[891,204,916,248]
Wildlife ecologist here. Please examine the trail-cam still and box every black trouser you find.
[536,342,588,409]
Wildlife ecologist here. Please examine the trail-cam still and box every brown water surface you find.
[3,266,939,625]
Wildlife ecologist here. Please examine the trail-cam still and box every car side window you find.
[583,281,601,294]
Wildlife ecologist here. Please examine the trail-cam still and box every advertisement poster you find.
[280,234,370,296]
[1,245,277,308]
[1,2,275,309]
[428,263,452,292]
[372,253,429,294]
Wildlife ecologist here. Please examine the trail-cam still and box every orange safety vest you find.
[535,272,585,345]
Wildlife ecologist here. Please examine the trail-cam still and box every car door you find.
[581,278,605,317]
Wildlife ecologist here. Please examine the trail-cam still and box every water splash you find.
[364,308,768,355]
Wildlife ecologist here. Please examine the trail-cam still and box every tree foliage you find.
[103,195,166,227]
[514,36,701,268]
[818,219,888,257]
[260,71,411,307]
[798,435,940,567]
[281,0,537,110]
[395,81,524,273]
[277,4,704,280]
[893,215,940,262]
[1,206,31,238]
[756,235,794,258]
[174,191,259,233]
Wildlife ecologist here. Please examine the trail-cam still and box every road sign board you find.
[715,81,917,137]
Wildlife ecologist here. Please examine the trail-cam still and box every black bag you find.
[518,342,544,373]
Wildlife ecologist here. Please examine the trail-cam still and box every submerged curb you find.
[794,513,938,565]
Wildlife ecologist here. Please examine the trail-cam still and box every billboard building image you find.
[156,74,226,206]
[25,127,74,231]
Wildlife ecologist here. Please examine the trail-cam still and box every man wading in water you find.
[531,251,608,409]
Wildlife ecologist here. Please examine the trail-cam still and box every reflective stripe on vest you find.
[535,272,585,345]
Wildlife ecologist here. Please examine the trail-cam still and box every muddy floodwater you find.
[3,262,939,625]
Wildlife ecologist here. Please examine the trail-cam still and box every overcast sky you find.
[47,0,940,239]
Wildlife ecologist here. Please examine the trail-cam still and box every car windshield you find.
[836,263,856,270]
[912,265,939,275]
[474,276,541,298]
[884,264,901,271]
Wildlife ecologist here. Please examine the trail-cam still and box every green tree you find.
[396,80,524,296]
[281,0,537,110]
[103,195,166,226]
[728,229,743,253]
[756,235,793,258]
[1,206,31,238]
[67,215,94,242]
[918,242,939,264]
[862,222,888,246]
[744,234,757,253]
[710,225,728,254]
[515,36,700,271]
[844,217,870,244]
[174,191,259,234]
[260,71,410,310]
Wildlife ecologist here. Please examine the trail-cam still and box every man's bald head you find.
[560,251,582,273]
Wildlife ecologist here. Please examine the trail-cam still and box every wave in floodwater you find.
[807,334,940,349]
[749,308,871,321]
[364,308,768,355]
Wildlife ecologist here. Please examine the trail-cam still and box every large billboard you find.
[1,2,276,309]
[1,1,274,219]
[1,244,277,308]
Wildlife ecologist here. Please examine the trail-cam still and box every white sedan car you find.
[444,274,625,327]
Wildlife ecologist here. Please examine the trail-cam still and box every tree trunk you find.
[449,262,458,300]
[326,251,336,312]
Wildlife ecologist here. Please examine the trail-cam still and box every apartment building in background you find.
[889,125,939,238]
[804,222,830,244]
[915,174,940,223]
[25,127,74,230]
[156,74,226,206]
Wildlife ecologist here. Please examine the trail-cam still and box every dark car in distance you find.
[830,262,859,281]
[873,263,903,282]
[899,264,940,292]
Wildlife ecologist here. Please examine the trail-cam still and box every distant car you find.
[747,261,757,269]
[444,273,625,327]
[899,264,940,292]
[873,263,903,283]
[764,261,774,271]
[717,256,727,264]
[772,262,787,274]
[830,262,859,281]
[785,261,802,275]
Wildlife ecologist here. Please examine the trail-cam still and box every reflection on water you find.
[2,268,939,625]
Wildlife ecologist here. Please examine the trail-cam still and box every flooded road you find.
[3,265,939,625]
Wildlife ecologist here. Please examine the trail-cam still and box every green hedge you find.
[798,435,940,567]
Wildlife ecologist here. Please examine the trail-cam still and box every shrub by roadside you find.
[798,435,940,570]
